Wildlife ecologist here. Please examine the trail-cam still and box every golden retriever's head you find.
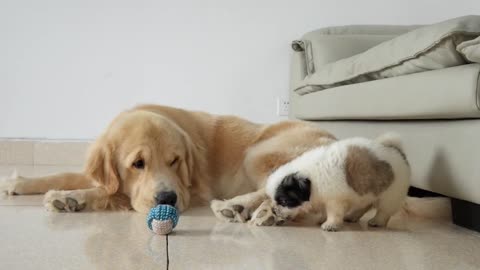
[85,110,196,213]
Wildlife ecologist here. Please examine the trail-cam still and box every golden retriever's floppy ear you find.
[178,133,199,188]
[85,140,120,195]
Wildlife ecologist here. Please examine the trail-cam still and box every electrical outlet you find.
[277,97,290,116]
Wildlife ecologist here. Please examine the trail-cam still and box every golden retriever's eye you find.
[132,159,145,169]
[169,156,179,167]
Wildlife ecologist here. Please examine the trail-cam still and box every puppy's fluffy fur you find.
[266,133,410,231]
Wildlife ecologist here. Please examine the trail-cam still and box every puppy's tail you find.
[400,196,452,221]
[375,132,403,150]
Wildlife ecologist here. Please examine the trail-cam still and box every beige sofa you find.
[289,25,480,230]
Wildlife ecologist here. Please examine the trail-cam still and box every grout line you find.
[166,235,170,270]
[32,141,36,165]
[0,204,43,207]
[0,137,93,142]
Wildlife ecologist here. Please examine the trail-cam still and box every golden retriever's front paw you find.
[249,201,285,226]
[210,199,248,223]
[44,190,87,212]
[0,181,17,196]
[0,171,25,195]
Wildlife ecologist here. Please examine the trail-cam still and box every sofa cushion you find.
[291,64,480,120]
[294,15,480,95]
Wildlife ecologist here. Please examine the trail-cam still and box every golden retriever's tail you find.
[401,196,452,221]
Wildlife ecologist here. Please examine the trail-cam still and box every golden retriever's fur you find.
[2,105,335,222]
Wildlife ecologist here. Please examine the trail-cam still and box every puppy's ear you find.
[274,173,311,208]
[295,174,312,202]
[84,140,120,195]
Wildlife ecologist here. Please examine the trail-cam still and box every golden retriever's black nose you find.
[155,191,177,206]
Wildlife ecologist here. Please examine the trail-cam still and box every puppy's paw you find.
[249,201,285,226]
[210,199,248,223]
[44,190,87,212]
[344,216,361,223]
[320,221,341,232]
[368,218,387,228]
[344,205,371,223]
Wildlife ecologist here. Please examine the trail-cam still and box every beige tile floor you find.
[1,148,480,270]
[1,189,480,270]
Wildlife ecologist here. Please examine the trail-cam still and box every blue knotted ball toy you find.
[147,205,179,235]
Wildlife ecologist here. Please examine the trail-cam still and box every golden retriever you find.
[1,105,335,224]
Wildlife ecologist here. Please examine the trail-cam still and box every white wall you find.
[1,0,478,139]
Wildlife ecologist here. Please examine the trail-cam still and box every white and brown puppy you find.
[265,134,410,231]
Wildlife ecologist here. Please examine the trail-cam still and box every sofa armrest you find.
[290,25,422,91]
[290,35,395,99]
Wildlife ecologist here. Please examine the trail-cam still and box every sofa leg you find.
[408,186,480,233]
[408,186,445,198]
[451,198,480,233]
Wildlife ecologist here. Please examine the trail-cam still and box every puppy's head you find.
[85,110,197,213]
[273,173,311,208]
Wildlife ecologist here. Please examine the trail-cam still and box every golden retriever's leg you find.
[212,194,289,226]
[223,149,296,225]
[211,148,296,224]
[249,200,288,226]
[43,187,128,212]
[210,189,267,223]
[1,173,94,195]
[0,173,122,212]
[344,204,372,223]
